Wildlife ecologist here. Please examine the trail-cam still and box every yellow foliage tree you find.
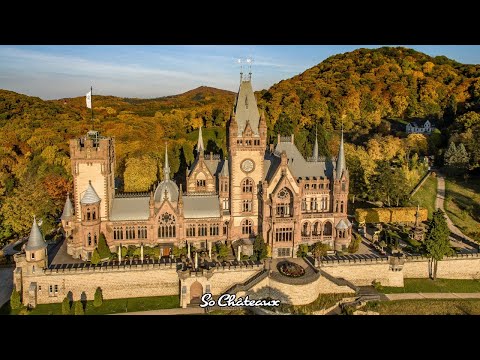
[123,155,158,192]
[355,207,428,224]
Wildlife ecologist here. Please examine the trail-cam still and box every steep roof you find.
[183,195,220,219]
[219,159,229,177]
[273,141,335,179]
[336,131,346,179]
[335,219,352,230]
[60,193,74,220]
[80,182,101,205]
[234,79,260,136]
[25,217,47,251]
[110,197,150,221]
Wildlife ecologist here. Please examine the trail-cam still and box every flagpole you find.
[91,86,94,128]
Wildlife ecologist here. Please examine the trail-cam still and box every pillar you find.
[118,245,122,262]
[208,241,212,259]
[187,241,191,258]
[194,251,198,269]
[237,245,241,261]
[140,243,144,262]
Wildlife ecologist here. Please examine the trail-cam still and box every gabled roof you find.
[25,217,47,251]
[110,197,150,221]
[183,195,220,219]
[80,182,101,205]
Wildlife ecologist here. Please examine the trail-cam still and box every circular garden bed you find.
[277,261,306,278]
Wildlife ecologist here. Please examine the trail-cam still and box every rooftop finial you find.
[336,127,346,179]
[238,58,243,82]
[246,57,253,81]
[313,124,319,162]
[164,142,170,181]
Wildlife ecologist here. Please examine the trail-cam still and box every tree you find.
[312,242,330,259]
[91,249,100,265]
[347,234,362,254]
[425,209,452,280]
[123,155,158,192]
[296,244,309,258]
[216,242,229,260]
[97,233,111,259]
[74,301,84,315]
[62,296,70,315]
[10,289,21,310]
[253,235,268,261]
[93,287,103,308]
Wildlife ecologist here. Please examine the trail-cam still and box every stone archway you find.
[190,281,203,303]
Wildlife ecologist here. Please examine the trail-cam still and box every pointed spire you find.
[197,126,205,155]
[26,216,47,251]
[178,184,183,203]
[164,142,170,181]
[313,125,319,162]
[61,192,74,220]
[336,129,346,179]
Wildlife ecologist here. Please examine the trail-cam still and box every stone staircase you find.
[224,268,269,295]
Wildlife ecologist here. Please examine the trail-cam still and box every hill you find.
[1,47,480,243]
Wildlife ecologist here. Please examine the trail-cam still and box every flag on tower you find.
[86,90,92,109]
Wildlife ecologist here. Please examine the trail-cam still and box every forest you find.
[0,46,479,244]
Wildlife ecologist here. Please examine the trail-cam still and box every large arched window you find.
[242,178,253,193]
[313,222,320,236]
[241,219,253,235]
[323,222,333,236]
[276,187,293,217]
[158,212,176,238]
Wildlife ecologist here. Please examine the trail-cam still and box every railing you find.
[300,212,333,218]
[115,192,150,198]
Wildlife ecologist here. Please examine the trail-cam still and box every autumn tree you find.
[425,209,451,280]
[123,155,158,192]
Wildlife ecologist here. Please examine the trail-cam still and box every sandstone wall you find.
[21,265,179,305]
[403,256,480,279]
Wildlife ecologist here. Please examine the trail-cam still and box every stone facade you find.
[62,73,352,262]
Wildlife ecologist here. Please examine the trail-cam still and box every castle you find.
[60,73,352,261]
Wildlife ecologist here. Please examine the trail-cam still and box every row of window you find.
[113,226,148,240]
[196,179,206,188]
[220,181,228,192]
[84,207,97,221]
[277,248,291,257]
[301,197,329,211]
[275,227,293,242]
[302,222,333,236]
[187,223,224,237]
[87,233,98,246]
[236,139,260,146]
[304,183,327,190]
[242,200,252,212]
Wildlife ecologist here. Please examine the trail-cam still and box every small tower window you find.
[92,210,96,220]
[31,253,35,259]
[88,233,92,246]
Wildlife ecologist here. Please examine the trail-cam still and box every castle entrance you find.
[190,281,203,303]
[162,247,171,257]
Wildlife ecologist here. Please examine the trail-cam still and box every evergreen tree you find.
[456,143,469,170]
[10,289,21,310]
[444,142,457,167]
[97,233,112,259]
[93,288,103,308]
[253,235,268,261]
[91,249,100,265]
[62,296,70,315]
[425,209,452,280]
[74,301,84,315]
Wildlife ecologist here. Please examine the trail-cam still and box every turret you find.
[25,216,48,273]
[80,181,102,259]
[60,192,74,238]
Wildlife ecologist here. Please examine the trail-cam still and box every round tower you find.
[25,216,48,274]
[79,180,102,260]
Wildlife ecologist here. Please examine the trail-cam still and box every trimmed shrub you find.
[93,288,103,307]
[91,249,100,265]
[74,301,84,315]
[97,233,111,259]
[10,290,21,310]
[62,296,70,315]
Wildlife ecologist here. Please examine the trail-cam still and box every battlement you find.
[70,132,114,160]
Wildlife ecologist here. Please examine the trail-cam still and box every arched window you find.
[241,219,253,235]
[87,233,92,245]
[92,210,96,220]
[242,178,253,193]
[313,222,320,235]
[158,212,176,238]
[223,222,228,236]
[87,208,91,221]
[340,201,344,213]
[323,222,333,236]
[302,222,310,236]
[276,187,293,217]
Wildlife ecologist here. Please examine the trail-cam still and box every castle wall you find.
[20,264,179,305]
[402,255,480,279]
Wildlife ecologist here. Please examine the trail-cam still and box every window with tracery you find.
[158,212,176,238]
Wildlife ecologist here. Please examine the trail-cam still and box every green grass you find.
[364,299,480,315]
[274,293,353,314]
[444,177,480,242]
[2,295,179,315]
[410,174,437,219]
[208,309,251,315]
[380,278,480,294]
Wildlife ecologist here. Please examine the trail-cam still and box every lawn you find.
[273,293,353,315]
[444,177,480,242]
[363,299,480,315]
[380,278,480,294]
[1,295,179,315]
[409,174,437,219]
[208,309,252,315]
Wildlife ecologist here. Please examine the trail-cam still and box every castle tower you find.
[60,192,74,238]
[70,130,115,222]
[78,181,102,260]
[228,72,266,241]
[25,216,48,274]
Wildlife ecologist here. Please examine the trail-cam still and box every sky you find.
[1,45,480,100]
